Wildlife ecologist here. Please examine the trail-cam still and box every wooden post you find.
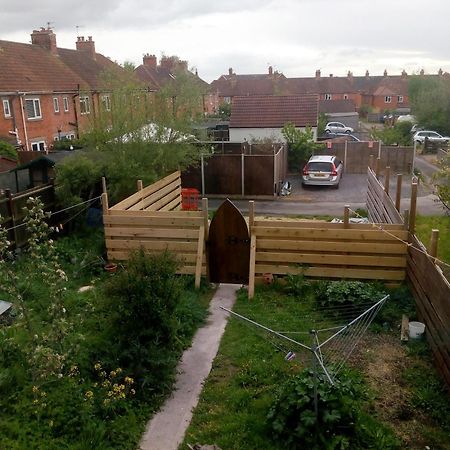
[395,173,402,212]
[249,200,255,234]
[344,205,350,228]
[137,179,143,191]
[201,154,205,196]
[248,234,256,299]
[101,176,107,195]
[194,226,205,289]
[375,157,381,178]
[429,229,439,260]
[369,154,374,170]
[202,198,209,240]
[384,166,390,195]
[241,153,245,196]
[101,192,109,216]
[403,209,410,232]
[409,181,418,234]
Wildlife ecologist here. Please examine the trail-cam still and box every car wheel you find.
[325,130,331,134]
[345,130,351,134]
[416,140,422,145]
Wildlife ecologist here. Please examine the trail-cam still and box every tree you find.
[281,123,319,171]
[433,152,450,212]
[0,140,17,160]
[370,121,413,146]
[409,75,450,135]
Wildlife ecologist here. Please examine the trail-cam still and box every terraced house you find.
[0,27,123,151]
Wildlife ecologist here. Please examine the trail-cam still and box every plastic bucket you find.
[409,321,425,339]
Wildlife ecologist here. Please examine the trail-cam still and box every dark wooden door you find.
[208,199,250,284]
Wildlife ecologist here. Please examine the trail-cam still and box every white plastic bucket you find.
[409,321,425,339]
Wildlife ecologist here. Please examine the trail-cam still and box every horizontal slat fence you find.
[248,217,408,298]
[103,172,207,288]
[367,167,403,224]
[407,236,450,386]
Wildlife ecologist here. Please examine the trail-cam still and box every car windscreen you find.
[307,162,333,172]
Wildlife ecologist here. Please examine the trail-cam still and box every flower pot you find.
[105,263,117,273]
[263,273,273,285]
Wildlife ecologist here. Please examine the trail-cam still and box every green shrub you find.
[284,270,311,297]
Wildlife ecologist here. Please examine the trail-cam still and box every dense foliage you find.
[0,140,17,160]
[433,152,450,212]
[370,121,413,146]
[281,123,319,171]
[0,204,210,448]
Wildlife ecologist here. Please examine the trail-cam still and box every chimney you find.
[268,66,273,76]
[329,73,333,77]
[347,70,353,81]
[143,53,157,69]
[31,27,58,56]
[315,69,321,79]
[160,56,173,70]
[176,60,188,72]
[438,68,443,76]
[76,36,96,59]
[228,67,233,76]
[420,69,425,76]
[401,69,407,79]
[383,69,388,77]
[365,70,370,78]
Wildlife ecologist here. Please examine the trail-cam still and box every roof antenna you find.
[76,25,84,37]
[46,21,54,30]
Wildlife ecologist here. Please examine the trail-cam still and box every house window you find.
[101,95,111,111]
[385,96,392,103]
[397,95,404,103]
[31,141,46,152]
[343,94,349,100]
[325,94,332,100]
[3,99,11,118]
[223,97,231,104]
[80,96,90,114]
[25,98,42,119]
[53,97,60,113]
[63,97,69,112]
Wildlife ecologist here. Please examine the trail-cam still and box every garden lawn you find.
[182,284,450,450]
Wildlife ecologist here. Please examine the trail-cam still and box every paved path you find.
[140,284,240,450]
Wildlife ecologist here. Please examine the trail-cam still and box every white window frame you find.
[31,141,46,152]
[25,98,42,120]
[101,94,111,111]
[384,96,392,103]
[63,97,69,112]
[80,96,90,115]
[397,95,404,103]
[2,99,11,118]
[324,94,332,100]
[53,97,60,113]
[223,96,231,104]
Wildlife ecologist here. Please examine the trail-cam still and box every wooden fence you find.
[0,183,55,248]
[248,204,408,298]
[103,171,208,288]
[366,167,404,224]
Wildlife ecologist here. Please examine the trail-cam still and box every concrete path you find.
[140,283,240,450]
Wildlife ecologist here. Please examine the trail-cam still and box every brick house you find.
[135,54,218,115]
[229,94,318,143]
[0,28,122,152]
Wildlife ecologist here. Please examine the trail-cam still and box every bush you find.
[284,271,311,297]
[102,250,183,396]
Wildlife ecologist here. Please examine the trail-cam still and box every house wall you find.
[229,126,317,143]
[372,95,409,112]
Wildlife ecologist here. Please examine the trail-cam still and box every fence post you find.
[137,179,143,191]
[369,154,374,170]
[403,209,410,232]
[375,157,381,178]
[395,173,402,211]
[101,192,109,216]
[430,229,439,261]
[249,200,255,234]
[201,154,205,196]
[101,176,107,195]
[384,166,390,195]
[344,205,350,228]
[5,189,17,247]
[241,153,245,196]
[202,197,209,240]
[409,180,418,234]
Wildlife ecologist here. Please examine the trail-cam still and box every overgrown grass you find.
[0,230,213,449]
[183,282,448,450]
[415,215,450,265]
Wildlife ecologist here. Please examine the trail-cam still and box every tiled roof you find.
[0,39,119,92]
[211,73,287,97]
[319,99,357,114]
[229,95,318,128]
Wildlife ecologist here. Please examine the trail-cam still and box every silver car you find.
[325,121,354,134]
[302,155,343,188]
[413,130,449,145]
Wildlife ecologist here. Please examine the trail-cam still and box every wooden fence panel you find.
[244,156,274,196]
[407,236,450,386]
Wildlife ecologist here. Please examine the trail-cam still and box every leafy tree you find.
[433,152,450,212]
[218,102,231,119]
[0,140,17,160]
[318,113,328,136]
[282,123,319,171]
[409,75,450,135]
[370,121,413,145]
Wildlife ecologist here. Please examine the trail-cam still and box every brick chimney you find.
[228,67,233,76]
[268,66,273,76]
[31,27,58,56]
[176,60,188,72]
[383,69,388,77]
[315,69,321,79]
[160,56,174,70]
[365,70,370,78]
[347,70,353,82]
[143,54,157,69]
[329,73,333,77]
[76,36,96,59]
[438,68,443,76]
[401,69,407,79]
[420,69,425,76]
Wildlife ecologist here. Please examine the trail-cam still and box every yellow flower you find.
[84,390,94,400]
[94,363,102,371]
[32,385,39,393]
[110,370,116,378]
[124,376,134,385]
[115,368,122,374]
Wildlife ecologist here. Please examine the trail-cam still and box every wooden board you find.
[208,199,250,284]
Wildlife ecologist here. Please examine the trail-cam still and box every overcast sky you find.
[2,0,450,82]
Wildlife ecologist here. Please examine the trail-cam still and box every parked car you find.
[325,122,354,134]
[318,133,360,142]
[302,155,343,188]
[413,130,450,145]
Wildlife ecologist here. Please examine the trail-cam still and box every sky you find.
[2,0,450,83]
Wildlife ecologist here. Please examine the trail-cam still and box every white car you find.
[413,130,450,145]
[302,155,343,188]
[325,121,354,134]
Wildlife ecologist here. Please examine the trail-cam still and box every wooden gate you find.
[208,199,250,284]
